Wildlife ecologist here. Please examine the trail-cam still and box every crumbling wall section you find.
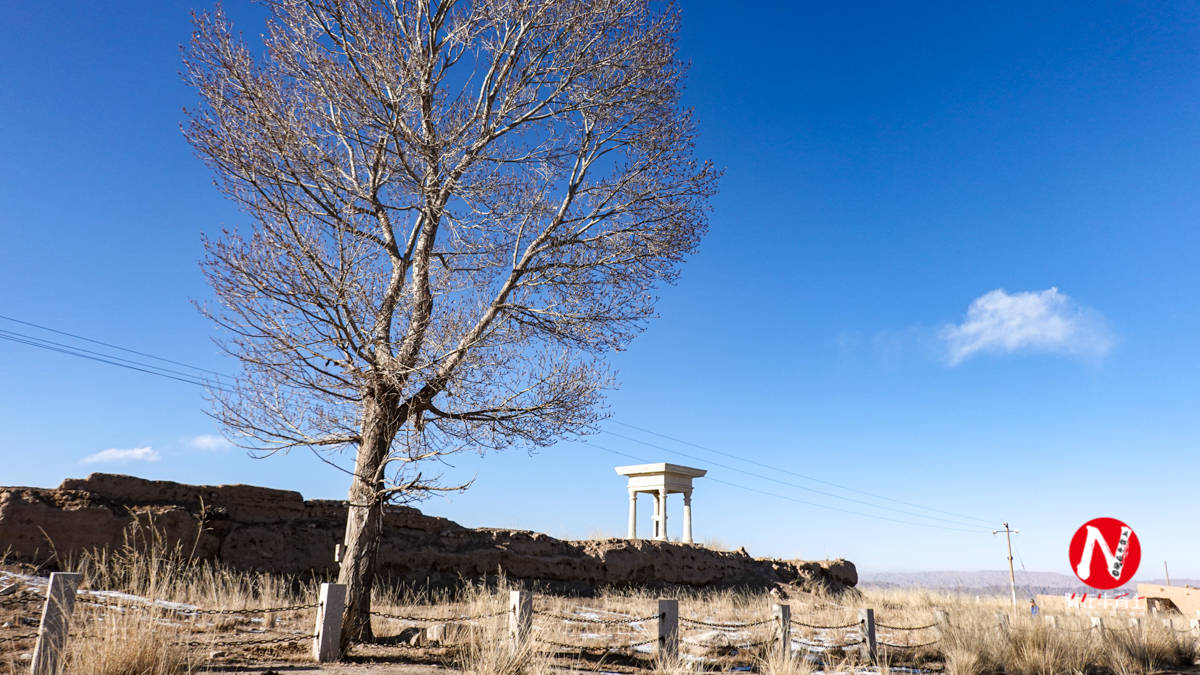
[0,473,856,594]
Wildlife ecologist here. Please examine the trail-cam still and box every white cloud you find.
[187,434,232,451]
[941,288,1113,365]
[80,446,160,464]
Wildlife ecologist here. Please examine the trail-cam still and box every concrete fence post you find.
[1091,616,1104,634]
[859,608,877,662]
[934,608,950,640]
[509,590,532,647]
[995,612,1010,633]
[312,583,346,663]
[1044,614,1058,628]
[773,603,790,660]
[1129,617,1143,631]
[30,572,82,675]
[657,598,678,660]
[1190,618,1199,636]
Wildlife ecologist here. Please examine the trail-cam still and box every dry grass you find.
[23,517,316,675]
[701,537,735,551]
[62,606,199,675]
[454,632,548,675]
[930,595,1198,675]
[756,646,816,675]
[6,524,1200,675]
[361,582,1200,673]
[649,650,706,673]
[70,515,314,610]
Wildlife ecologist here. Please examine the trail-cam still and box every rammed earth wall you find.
[0,473,856,594]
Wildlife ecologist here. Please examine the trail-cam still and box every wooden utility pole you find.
[1164,560,1171,586]
[993,522,1019,613]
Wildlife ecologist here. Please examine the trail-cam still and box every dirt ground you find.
[197,658,639,674]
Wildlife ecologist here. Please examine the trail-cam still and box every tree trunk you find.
[336,395,397,646]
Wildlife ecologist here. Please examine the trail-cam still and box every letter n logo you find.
[1069,517,1141,590]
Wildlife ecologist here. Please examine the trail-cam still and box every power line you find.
[609,420,993,525]
[602,428,988,530]
[601,428,990,531]
[0,313,992,536]
[0,313,228,376]
[1012,537,1036,601]
[582,439,987,535]
[0,330,232,393]
[0,329,218,383]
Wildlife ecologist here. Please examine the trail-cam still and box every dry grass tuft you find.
[650,649,705,673]
[756,646,816,675]
[64,607,199,674]
[453,632,560,675]
[70,515,311,610]
[937,601,1199,675]
[943,643,985,675]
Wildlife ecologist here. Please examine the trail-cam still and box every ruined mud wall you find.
[0,473,856,594]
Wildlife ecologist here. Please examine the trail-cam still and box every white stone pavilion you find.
[615,463,707,543]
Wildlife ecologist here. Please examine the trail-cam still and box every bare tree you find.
[184,0,716,644]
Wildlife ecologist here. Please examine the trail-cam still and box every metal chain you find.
[0,632,39,642]
[876,621,939,631]
[536,636,655,651]
[0,594,39,607]
[739,637,775,649]
[878,639,940,649]
[174,601,319,616]
[71,627,313,648]
[679,616,774,629]
[796,636,865,649]
[77,597,161,613]
[535,610,658,626]
[371,608,506,623]
[180,632,314,648]
[251,602,320,614]
[838,636,866,648]
[77,597,118,608]
[78,597,318,616]
[6,615,42,631]
[1058,625,1095,633]
[791,618,861,630]
[682,635,773,650]
[537,637,599,652]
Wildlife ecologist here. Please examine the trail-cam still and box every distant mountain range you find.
[859,570,1200,597]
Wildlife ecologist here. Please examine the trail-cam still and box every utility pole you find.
[1164,561,1171,586]
[993,522,1019,614]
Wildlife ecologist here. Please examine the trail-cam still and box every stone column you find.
[627,490,637,539]
[658,488,668,541]
[682,491,693,543]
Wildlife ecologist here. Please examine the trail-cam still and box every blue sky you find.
[3,1,1200,581]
